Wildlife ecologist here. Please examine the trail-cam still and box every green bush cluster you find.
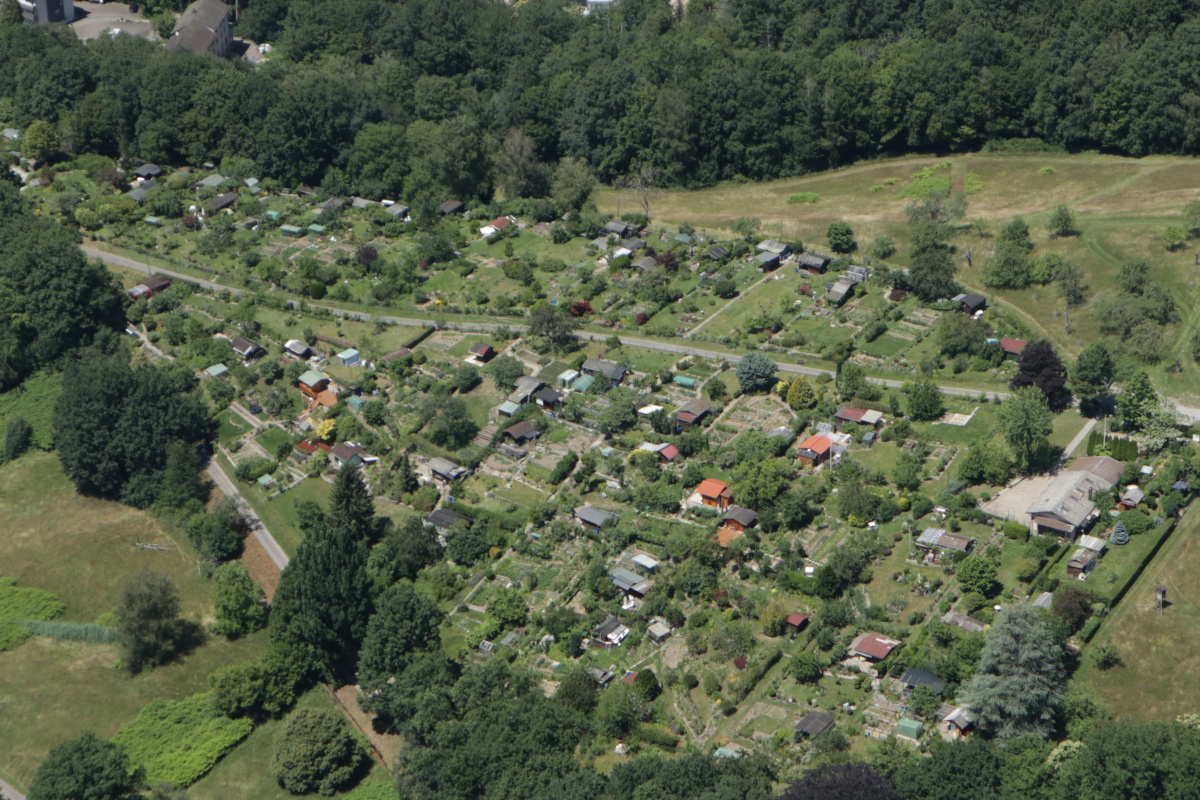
[632,723,680,748]
[787,192,819,204]
[0,576,65,651]
[19,620,116,643]
[0,370,62,452]
[1004,521,1030,542]
[113,693,253,787]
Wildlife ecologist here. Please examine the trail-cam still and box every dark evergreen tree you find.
[327,462,379,541]
[271,514,375,683]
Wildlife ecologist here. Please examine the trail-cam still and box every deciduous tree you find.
[21,120,59,163]
[272,709,366,796]
[826,221,856,253]
[28,733,144,800]
[115,569,198,674]
[1047,204,1076,237]
[210,562,267,638]
[527,303,579,354]
[1010,340,1069,410]
[998,387,1054,473]
[907,379,945,422]
[357,580,443,692]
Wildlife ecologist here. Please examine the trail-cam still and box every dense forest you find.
[8,0,1200,207]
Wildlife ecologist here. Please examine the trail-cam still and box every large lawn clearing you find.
[0,452,267,792]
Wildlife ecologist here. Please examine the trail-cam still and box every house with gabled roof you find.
[231,336,265,361]
[834,406,883,428]
[428,457,469,483]
[166,0,232,58]
[1000,338,1027,358]
[696,478,732,511]
[675,399,712,430]
[1026,456,1122,537]
[581,358,627,385]
[576,505,615,532]
[796,434,832,467]
[426,508,472,537]
[638,442,679,464]
[798,253,832,274]
[848,632,901,661]
[915,528,976,564]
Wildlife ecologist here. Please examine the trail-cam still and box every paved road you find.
[88,246,1012,401]
[207,460,290,571]
[1064,417,1099,460]
[0,777,25,800]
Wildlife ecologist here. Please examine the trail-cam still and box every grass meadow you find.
[1081,506,1200,722]
[0,452,268,792]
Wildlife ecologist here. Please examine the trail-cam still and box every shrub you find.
[1004,521,1029,541]
[272,709,366,796]
[0,577,65,651]
[861,320,888,342]
[633,723,679,748]
[788,192,819,204]
[113,694,253,787]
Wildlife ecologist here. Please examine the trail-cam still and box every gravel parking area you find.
[70,3,155,40]
[980,475,1058,528]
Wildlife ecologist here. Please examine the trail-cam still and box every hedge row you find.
[19,620,116,644]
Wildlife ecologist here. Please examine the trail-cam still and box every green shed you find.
[308,224,326,235]
[144,216,163,226]
[347,395,367,411]
[672,375,697,388]
[895,718,923,740]
[281,225,303,237]
[266,209,282,220]
[572,374,596,392]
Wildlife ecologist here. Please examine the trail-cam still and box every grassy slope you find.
[0,452,267,792]
[598,151,1200,402]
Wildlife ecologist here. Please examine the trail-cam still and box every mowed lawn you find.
[1082,506,1200,722]
[0,452,268,792]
